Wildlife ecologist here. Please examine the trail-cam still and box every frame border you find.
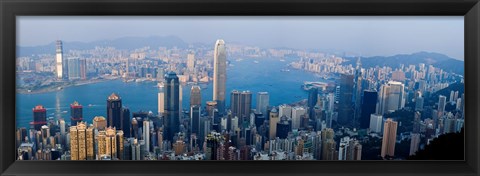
[1,0,479,176]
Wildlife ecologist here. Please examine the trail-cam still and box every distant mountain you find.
[17,35,189,57]
[344,52,464,75]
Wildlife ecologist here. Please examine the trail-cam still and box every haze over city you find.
[17,16,464,60]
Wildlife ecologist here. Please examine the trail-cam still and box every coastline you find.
[16,78,119,95]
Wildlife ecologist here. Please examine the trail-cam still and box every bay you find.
[16,57,326,128]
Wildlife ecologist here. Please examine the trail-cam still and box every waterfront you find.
[16,57,328,128]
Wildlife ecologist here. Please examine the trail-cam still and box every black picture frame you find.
[1,0,479,175]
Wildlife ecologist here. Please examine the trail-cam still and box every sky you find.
[17,16,464,60]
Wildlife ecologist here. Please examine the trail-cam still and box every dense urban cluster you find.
[16,39,464,160]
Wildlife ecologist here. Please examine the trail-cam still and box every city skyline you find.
[17,16,464,60]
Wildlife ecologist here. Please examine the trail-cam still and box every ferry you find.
[280,68,290,72]
[253,61,259,64]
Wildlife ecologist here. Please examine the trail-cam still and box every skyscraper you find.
[158,82,165,115]
[213,39,227,115]
[70,101,83,126]
[256,92,269,117]
[70,122,94,160]
[93,116,107,131]
[307,88,318,121]
[381,118,398,158]
[143,120,150,152]
[377,81,405,115]
[230,90,252,125]
[337,74,354,126]
[369,114,383,133]
[360,90,377,129]
[187,53,195,71]
[121,107,131,137]
[164,71,180,141]
[107,93,122,129]
[291,107,306,130]
[190,105,201,136]
[438,95,447,116]
[353,58,363,128]
[409,133,420,156]
[67,57,81,80]
[268,108,279,140]
[79,58,87,80]
[190,85,201,107]
[322,128,337,160]
[55,40,64,79]
[31,105,47,131]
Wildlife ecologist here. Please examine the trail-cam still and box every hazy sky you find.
[17,16,464,60]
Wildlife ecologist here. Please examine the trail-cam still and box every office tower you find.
[67,57,81,80]
[121,107,131,137]
[326,93,335,112]
[158,82,165,115]
[79,58,87,80]
[213,39,227,115]
[278,104,292,119]
[256,92,269,117]
[369,114,383,133]
[55,40,64,79]
[381,118,398,158]
[456,98,462,110]
[322,128,337,160]
[352,58,363,128]
[179,85,183,115]
[70,122,94,160]
[164,72,180,141]
[269,108,279,140]
[307,88,318,121]
[190,85,201,107]
[377,81,405,115]
[349,139,362,160]
[206,101,217,117]
[409,133,420,156]
[230,90,252,125]
[116,131,124,160]
[337,74,354,126]
[93,116,107,131]
[360,90,378,129]
[187,53,195,71]
[31,105,47,131]
[415,96,424,111]
[107,93,122,129]
[438,95,447,116]
[70,101,83,126]
[291,107,306,130]
[449,91,455,102]
[143,120,150,153]
[276,116,291,139]
[41,125,49,148]
[190,105,201,136]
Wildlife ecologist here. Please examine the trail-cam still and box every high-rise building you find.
[70,101,83,126]
[377,81,405,115]
[415,96,424,111]
[190,85,201,107]
[67,57,81,80]
[307,88,318,121]
[269,108,279,140]
[409,133,420,156]
[164,72,180,141]
[190,105,201,136]
[158,82,165,115]
[353,58,363,128]
[31,105,47,131]
[55,40,65,79]
[360,90,378,129]
[107,93,122,129]
[276,116,291,139]
[93,116,107,131]
[437,95,447,116]
[213,39,227,115]
[278,104,292,119]
[116,130,124,160]
[121,107,131,138]
[230,90,252,125]
[97,127,118,159]
[187,53,195,71]
[256,92,269,117]
[143,120,150,153]
[322,128,337,160]
[291,107,306,130]
[381,118,398,158]
[70,122,94,160]
[337,74,354,126]
[79,58,87,80]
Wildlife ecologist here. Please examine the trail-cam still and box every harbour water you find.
[16,57,328,128]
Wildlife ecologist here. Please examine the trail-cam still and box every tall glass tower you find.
[164,71,180,141]
[213,39,226,115]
